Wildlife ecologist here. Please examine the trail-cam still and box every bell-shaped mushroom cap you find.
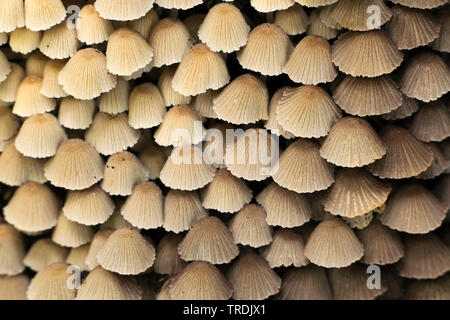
[296,0,338,7]
[368,126,433,179]
[66,244,90,271]
[0,274,29,300]
[190,89,217,118]
[97,228,155,275]
[332,30,403,78]
[329,264,387,300]
[284,35,336,85]
[27,263,76,301]
[0,224,25,276]
[229,204,273,248]
[201,168,252,214]
[100,209,134,230]
[9,27,42,55]
[169,261,232,300]
[228,252,281,300]
[433,8,450,53]
[265,87,295,139]
[250,0,295,12]
[213,74,269,125]
[237,23,293,76]
[0,63,25,102]
[321,168,391,218]
[379,184,446,234]
[52,214,94,248]
[99,78,129,115]
[23,238,69,272]
[138,143,167,180]
[399,51,450,103]
[304,218,364,268]
[129,83,166,130]
[357,219,404,265]
[172,44,230,96]
[276,85,341,138]
[405,276,450,300]
[94,0,155,21]
[76,266,142,300]
[156,0,202,10]
[126,8,158,40]
[263,229,308,268]
[334,76,403,117]
[0,107,19,142]
[149,18,192,67]
[307,9,339,40]
[58,48,117,100]
[25,51,49,77]
[163,190,207,233]
[274,140,333,193]
[160,144,215,191]
[63,184,114,226]
[274,4,310,36]
[320,117,386,168]
[15,113,67,158]
[417,143,448,179]
[154,233,186,275]
[4,182,59,232]
[24,0,66,31]
[76,4,114,45]
[390,0,448,9]
[0,0,24,33]
[40,59,68,99]
[398,234,450,280]
[44,139,104,190]
[39,20,78,60]
[257,182,312,228]
[410,102,450,143]
[382,96,419,121]
[85,229,114,271]
[279,265,332,300]
[0,143,46,186]
[13,76,56,117]
[106,28,153,76]
[101,151,149,196]
[199,3,250,53]
[179,216,239,264]
[58,97,95,130]
[0,50,11,83]
[158,66,191,107]
[121,182,164,230]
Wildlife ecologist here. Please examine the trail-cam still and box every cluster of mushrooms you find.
[0,0,449,300]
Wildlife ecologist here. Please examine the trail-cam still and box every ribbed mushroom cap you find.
[52,213,94,248]
[169,261,232,300]
[228,252,281,300]
[250,0,295,12]
[77,4,114,45]
[66,244,89,272]
[27,263,76,300]
[97,228,155,275]
[12,75,56,117]
[304,218,364,268]
[100,208,134,230]
[25,51,49,77]
[158,66,191,107]
[329,264,387,300]
[0,143,46,186]
[320,117,386,168]
[357,219,404,265]
[160,144,215,191]
[191,89,218,119]
[154,233,186,275]
[237,23,293,76]
[399,51,450,103]
[0,107,19,144]
[44,139,104,190]
[85,229,114,271]
[9,27,41,55]
[321,168,391,218]
[265,87,295,139]
[121,182,164,230]
[4,182,59,232]
[257,182,311,228]
[201,168,252,214]
[263,229,308,268]
[106,28,153,76]
[99,78,129,115]
[0,50,11,83]
[332,30,403,78]
[0,274,29,300]
[368,126,433,179]
[284,35,337,85]
[23,238,68,272]
[410,102,450,143]
[279,265,332,300]
[229,204,273,248]
[24,0,66,31]
[163,190,207,233]
[296,0,338,7]
[433,8,450,53]
[382,96,419,120]
[0,63,25,102]
[417,143,448,179]
[276,85,341,138]
[40,59,67,98]
[58,48,117,100]
[391,0,448,9]
[274,4,310,36]
[76,266,142,300]
[172,43,230,96]
[405,276,450,300]
[213,74,269,125]
[138,143,167,180]
[156,0,203,10]
[39,20,78,59]
[0,0,24,33]
[273,139,334,193]
[178,216,239,264]
[307,9,339,40]
[398,234,450,280]
[379,184,446,234]
[148,18,191,67]
[129,83,166,130]
[58,97,95,130]
[126,8,159,40]
[94,0,155,21]
[0,224,25,276]
[199,3,250,53]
